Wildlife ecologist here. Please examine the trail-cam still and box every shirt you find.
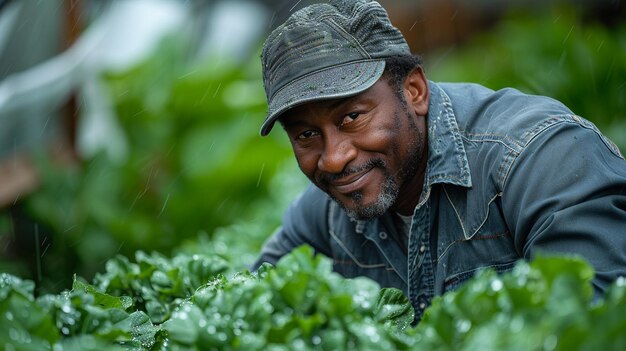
[252,81,626,322]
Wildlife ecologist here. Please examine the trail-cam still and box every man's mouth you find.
[316,159,385,195]
[331,168,374,194]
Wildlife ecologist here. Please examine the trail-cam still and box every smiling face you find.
[280,67,430,220]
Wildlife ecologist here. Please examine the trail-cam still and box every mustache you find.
[317,158,385,185]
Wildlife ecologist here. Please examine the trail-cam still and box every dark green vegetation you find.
[1,6,625,351]
[2,247,626,350]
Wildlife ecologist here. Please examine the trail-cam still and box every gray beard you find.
[341,175,399,221]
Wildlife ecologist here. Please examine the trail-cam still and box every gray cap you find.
[259,0,411,136]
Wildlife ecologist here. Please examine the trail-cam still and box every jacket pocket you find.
[443,261,517,293]
[328,228,407,291]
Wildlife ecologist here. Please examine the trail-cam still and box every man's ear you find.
[404,66,429,116]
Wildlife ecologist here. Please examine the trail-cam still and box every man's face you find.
[280,71,429,220]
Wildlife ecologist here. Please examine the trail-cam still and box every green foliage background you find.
[8,37,298,291]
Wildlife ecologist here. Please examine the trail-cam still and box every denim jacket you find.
[253,81,626,321]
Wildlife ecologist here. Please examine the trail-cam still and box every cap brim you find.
[260,59,386,136]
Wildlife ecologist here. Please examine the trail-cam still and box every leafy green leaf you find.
[72,275,132,310]
[375,288,414,329]
[0,288,58,350]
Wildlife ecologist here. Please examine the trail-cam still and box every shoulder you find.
[431,81,624,194]
[434,82,612,178]
[438,82,574,146]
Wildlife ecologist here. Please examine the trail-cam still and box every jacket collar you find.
[416,81,472,208]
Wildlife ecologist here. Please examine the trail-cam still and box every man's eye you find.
[341,112,361,126]
[297,130,317,140]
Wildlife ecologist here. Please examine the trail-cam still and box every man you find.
[252,0,626,321]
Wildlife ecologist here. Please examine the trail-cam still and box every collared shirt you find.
[252,81,626,322]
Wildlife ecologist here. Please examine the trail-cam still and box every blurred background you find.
[0,0,624,294]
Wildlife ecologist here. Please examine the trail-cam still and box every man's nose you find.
[318,136,357,174]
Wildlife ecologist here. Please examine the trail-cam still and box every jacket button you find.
[379,232,388,240]
[419,303,426,310]
[419,245,426,253]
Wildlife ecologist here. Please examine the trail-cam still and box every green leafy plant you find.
[2,246,626,350]
[163,245,414,350]
[0,273,156,351]
[411,256,626,351]
[0,246,414,350]
[92,250,229,324]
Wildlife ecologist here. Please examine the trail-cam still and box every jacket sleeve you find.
[502,117,626,294]
[250,184,333,271]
